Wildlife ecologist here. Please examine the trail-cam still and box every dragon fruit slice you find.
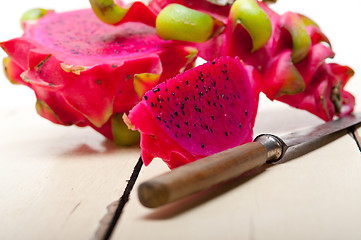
[1,8,197,145]
[125,56,260,169]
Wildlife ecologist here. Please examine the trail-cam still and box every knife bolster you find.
[254,134,286,163]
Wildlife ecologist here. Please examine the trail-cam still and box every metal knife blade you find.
[138,113,361,208]
[255,112,361,163]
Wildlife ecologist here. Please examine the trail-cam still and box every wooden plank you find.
[112,129,361,240]
[0,108,141,240]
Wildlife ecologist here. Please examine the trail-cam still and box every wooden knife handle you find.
[138,142,269,208]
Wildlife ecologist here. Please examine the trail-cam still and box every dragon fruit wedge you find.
[1,8,197,145]
[125,56,260,169]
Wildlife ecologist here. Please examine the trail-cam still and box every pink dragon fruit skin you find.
[147,0,232,61]
[148,0,232,21]
[277,63,355,121]
[1,9,197,144]
[3,57,24,85]
[126,56,260,169]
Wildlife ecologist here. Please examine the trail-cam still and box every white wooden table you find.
[1,1,360,239]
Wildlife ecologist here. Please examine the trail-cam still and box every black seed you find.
[150,102,154,107]
[212,82,216,87]
[181,103,185,110]
[220,104,223,108]
[239,123,242,128]
[201,144,205,148]
[176,86,180,90]
[222,94,225,99]
[199,92,203,97]
[198,108,202,113]
[213,102,216,107]
[212,61,215,65]
[189,132,192,138]
[176,124,180,128]
[182,111,185,116]
[172,92,175,96]
[157,116,161,121]
[245,110,248,116]
[165,88,168,92]
[164,120,167,124]
[185,121,188,126]
[174,111,178,116]
[210,128,214,133]
[185,80,189,85]
[196,84,199,88]
[200,71,204,77]
[211,115,214,120]
[95,79,101,85]
[157,97,160,102]
[167,97,170,101]
[144,96,148,100]
[225,132,228,136]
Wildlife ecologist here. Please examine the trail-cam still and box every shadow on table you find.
[144,164,270,220]
[59,139,140,158]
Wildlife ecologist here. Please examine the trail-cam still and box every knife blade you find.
[138,113,361,208]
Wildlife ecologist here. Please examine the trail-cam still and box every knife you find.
[138,113,361,208]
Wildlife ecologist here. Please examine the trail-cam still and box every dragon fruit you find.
[1,8,197,145]
[212,0,355,121]
[137,0,355,121]
[125,56,260,169]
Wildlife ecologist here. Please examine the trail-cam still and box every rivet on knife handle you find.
[138,135,285,208]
